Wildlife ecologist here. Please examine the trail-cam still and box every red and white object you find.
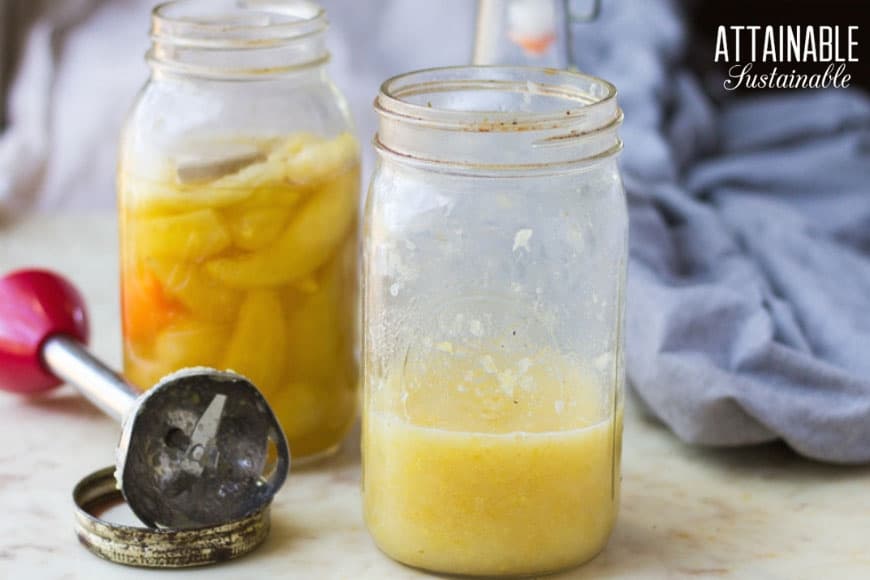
[507,0,557,55]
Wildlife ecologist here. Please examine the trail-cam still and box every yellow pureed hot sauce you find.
[120,132,359,459]
[363,349,622,577]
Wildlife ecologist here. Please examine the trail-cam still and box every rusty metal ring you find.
[73,466,270,568]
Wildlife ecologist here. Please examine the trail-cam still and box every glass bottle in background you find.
[118,0,359,461]
[362,66,626,576]
[473,0,600,67]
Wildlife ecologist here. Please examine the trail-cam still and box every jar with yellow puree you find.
[118,0,359,461]
[363,67,626,576]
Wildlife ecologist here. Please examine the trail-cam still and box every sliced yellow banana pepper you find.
[134,208,231,260]
[122,169,259,216]
[223,290,288,393]
[205,166,358,288]
[224,205,292,251]
[283,132,358,186]
[266,382,324,440]
[154,319,229,370]
[284,235,354,382]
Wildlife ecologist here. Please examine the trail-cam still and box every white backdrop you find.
[0,0,476,219]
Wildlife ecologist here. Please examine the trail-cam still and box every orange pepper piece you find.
[508,31,556,55]
[122,265,184,345]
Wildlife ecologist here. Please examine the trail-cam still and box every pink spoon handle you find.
[0,269,90,394]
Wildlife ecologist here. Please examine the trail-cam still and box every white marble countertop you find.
[1,213,869,579]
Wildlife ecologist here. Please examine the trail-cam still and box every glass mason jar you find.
[118,0,359,461]
[362,66,626,576]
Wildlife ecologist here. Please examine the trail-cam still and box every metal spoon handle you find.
[41,335,139,422]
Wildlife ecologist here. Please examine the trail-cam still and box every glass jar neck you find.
[149,0,329,80]
[375,66,622,175]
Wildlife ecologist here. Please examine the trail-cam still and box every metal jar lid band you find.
[73,466,270,568]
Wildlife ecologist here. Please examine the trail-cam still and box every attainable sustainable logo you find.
[714,25,860,90]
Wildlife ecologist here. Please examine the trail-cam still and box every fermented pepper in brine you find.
[119,132,359,459]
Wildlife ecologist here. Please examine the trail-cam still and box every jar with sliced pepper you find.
[118,0,359,460]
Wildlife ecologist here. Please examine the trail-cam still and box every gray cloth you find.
[572,0,870,463]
